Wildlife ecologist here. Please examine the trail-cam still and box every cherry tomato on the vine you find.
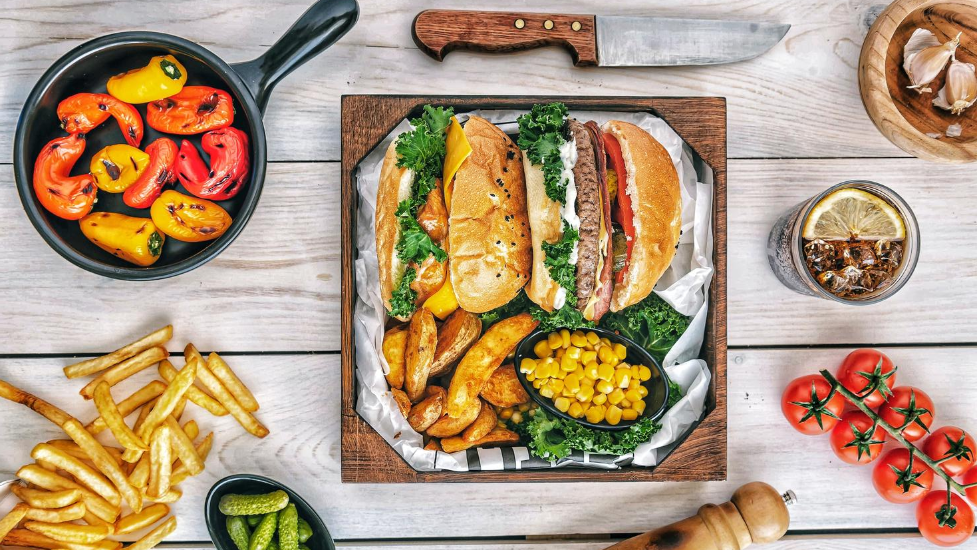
[830,410,887,465]
[917,491,975,547]
[836,349,897,408]
[781,374,845,435]
[961,468,977,507]
[924,427,976,477]
[879,386,935,442]
[872,448,934,504]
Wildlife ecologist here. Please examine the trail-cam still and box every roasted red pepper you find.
[146,86,234,135]
[176,128,250,201]
[123,138,178,209]
[33,134,97,220]
[57,93,143,148]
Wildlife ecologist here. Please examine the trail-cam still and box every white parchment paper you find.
[354,109,714,471]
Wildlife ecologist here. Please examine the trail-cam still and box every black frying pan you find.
[14,0,358,280]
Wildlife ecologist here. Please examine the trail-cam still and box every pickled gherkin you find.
[278,504,298,550]
[297,518,313,544]
[220,490,290,516]
[248,512,278,550]
[247,515,262,528]
[226,516,251,550]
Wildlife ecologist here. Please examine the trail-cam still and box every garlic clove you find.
[904,29,961,94]
[934,56,977,115]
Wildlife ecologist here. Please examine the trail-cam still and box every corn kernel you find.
[600,337,612,348]
[499,408,513,420]
[526,371,536,382]
[586,331,600,345]
[613,343,628,360]
[534,340,552,359]
[565,374,580,392]
[633,400,646,414]
[597,346,615,364]
[570,332,588,348]
[556,368,568,380]
[628,379,641,391]
[562,388,575,398]
[520,358,537,374]
[547,332,563,349]
[638,385,648,397]
[622,408,638,421]
[575,385,594,402]
[620,399,631,408]
[597,363,614,382]
[561,354,578,372]
[614,369,630,388]
[592,392,607,405]
[584,362,599,380]
[631,365,642,379]
[559,329,571,348]
[533,379,542,389]
[580,376,595,387]
[566,346,582,360]
[568,402,584,418]
[619,361,631,370]
[596,380,614,394]
[608,388,625,405]
[585,406,605,424]
[581,350,598,364]
[549,379,564,393]
[511,411,523,424]
[606,405,623,425]
[625,389,641,403]
[554,397,571,412]
[540,387,555,398]
[580,402,591,412]
[606,355,620,367]
[638,365,652,381]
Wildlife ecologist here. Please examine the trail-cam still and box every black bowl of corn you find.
[205,474,335,550]
[512,327,670,431]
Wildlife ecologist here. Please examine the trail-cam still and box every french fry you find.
[194,358,269,438]
[0,504,28,542]
[10,485,82,509]
[61,419,143,514]
[86,381,166,435]
[158,359,227,416]
[47,440,124,466]
[207,352,259,412]
[3,528,116,550]
[141,488,181,504]
[115,503,169,535]
[24,521,110,544]
[22,501,87,522]
[16,465,119,523]
[79,346,168,400]
[36,458,59,472]
[93,382,148,451]
[64,326,173,379]
[171,432,212,486]
[147,425,172,499]
[128,453,151,490]
[123,359,197,464]
[31,443,121,507]
[83,511,116,536]
[0,380,74,426]
[172,394,188,421]
[164,417,203,475]
[126,516,176,550]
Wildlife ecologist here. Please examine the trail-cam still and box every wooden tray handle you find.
[412,10,598,66]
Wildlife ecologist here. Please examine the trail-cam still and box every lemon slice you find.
[802,188,905,241]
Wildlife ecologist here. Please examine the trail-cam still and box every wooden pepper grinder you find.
[605,482,796,550]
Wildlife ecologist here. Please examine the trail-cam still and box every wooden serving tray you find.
[340,96,727,483]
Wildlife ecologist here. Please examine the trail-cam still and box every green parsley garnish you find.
[517,102,570,204]
[541,221,579,295]
[395,200,447,265]
[389,267,418,319]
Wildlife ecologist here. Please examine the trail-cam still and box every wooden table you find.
[0,1,969,548]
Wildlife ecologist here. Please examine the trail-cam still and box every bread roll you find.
[375,141,414,320]
[448,116,531,313]
[522,154,564,311]
[602,121,682,312]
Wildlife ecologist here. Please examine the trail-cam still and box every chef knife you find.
[412,10,789,66]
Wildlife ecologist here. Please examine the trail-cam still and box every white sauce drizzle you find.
[558,136,580,266]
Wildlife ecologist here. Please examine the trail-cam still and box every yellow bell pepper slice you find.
[150,190,232,243]
[422,274,459,320]
[79,212,165,267]
[107,55,188,104]
[90,144,150,193]
[442,116,472,211]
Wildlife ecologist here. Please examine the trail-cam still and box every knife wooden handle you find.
[412,10,597,66]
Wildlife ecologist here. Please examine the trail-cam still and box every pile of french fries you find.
[0,325,267,550]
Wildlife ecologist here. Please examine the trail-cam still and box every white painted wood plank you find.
[0,0,903,161]
[329,538,941,550]
[1,348,973,540]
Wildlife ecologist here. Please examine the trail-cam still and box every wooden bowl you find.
[859,0,977,163]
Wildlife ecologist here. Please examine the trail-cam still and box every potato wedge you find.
[407,386,445,432]
[390,388,411,418]
[446,313,538,417]
[429,309,481,377]
[404,308,437,402]
[480,364,530,407]
[462,400,498,442]
[382,326,408,389]
[426,397,481,438]
[423,439,442,451]
[441,427,521,454]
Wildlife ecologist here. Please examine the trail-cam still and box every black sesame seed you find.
[506,151,515,160]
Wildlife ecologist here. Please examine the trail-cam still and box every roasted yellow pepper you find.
[90,144,150,193]
[442,116,472,211]
[422,274,459,320]
[107,55,187,103]
[150,190,232,242]
[79,212,165,267]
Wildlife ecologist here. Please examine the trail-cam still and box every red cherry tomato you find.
[924,427,976,477]
[781,374,845,435]
[872,448,934,504]
[830,410,887,465]
[962,468,977,507]
[917,491,975,547]
[603,132,634,285]
[836,349,896,408]
[879,386,936,442]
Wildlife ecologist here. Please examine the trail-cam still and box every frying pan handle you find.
[231,0,359,113]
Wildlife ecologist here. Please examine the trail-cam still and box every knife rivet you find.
[543,19,555,30]
[514,18,526,29]
[571,21,582,31]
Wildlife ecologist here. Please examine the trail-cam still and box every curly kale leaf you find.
[541,221,579,295]
[395,199,446,265]
[389,267,418,319]
[600,294,690,363]
[479,291,594,333]
[517,103,569,203]
[521,409,662,460]
[396,105,454,202]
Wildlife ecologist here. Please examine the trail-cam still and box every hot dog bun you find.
[448,116,531,313]
[522,155,563,311]
[602,120,682,312]
[375,140,414,320]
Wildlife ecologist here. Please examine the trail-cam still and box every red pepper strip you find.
[123,138,178,209]
[33,134,97,220]
[176,139,210,189]
[604,133,634,285]
[179,128,250,201]
[146,86,234,135]
[57,93,143,148]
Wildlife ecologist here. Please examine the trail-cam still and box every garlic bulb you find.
[934,56,977,115]
[903,29,961,93]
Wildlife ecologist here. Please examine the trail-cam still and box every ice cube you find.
[817,269,852,295]
[844,241,878,269]
[805,239,836,273]
[875,240,903,273]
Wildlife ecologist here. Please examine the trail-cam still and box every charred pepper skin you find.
[33,134,97,220]
[176,139,210,189]
[150,190,232,243]
[146,86,234,135]
[123,138,179,209]
[57,93,144,148]
[178,128,250,201]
